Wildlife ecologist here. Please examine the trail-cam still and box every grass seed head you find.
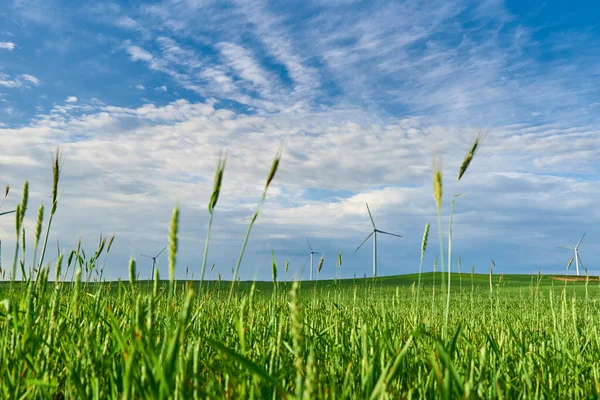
[317,255,324,273]
[209,152,227,214]
[106,234,116,253]
[265,144,284,192]
[421,222,430,258]
[51,149,61,214]
[168,204,180,283]
[129,258,136,285]
[15,205,22,235]
[457,130,485,181]
[34,204,44,249]
[432,160,443,211]
[271,250,277,282]
[19,181,28,222]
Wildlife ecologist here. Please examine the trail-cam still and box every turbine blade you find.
[365,203,376,229]
[306,237,313,252]
[555,246,574,250]
[0,210,16,216]
[356,231,374,251]
[140,254,153,259]
[575,233,586,248]
[155,246,168,258]
[303,256,311,266]
[313,252,322,255]
[376,229,402,238]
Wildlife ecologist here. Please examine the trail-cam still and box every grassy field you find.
[2,271,600,398]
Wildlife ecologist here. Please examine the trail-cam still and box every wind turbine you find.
[140,246,167,280]
[355,203,402,277]
[304,238,321,281]
[556,233,586,276]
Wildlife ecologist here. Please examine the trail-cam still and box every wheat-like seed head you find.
[271,250,277,282]
[457,130,486,181]
[55,253,63,281]
[318,255,324,273]
[129,258,136,285]
[34,204,44,249]
[209,152,227,214]
[20,181,28,221]
[15,205,22,235]
[421,222,430,258]
[432,160,443,211]
[106,234,116,253]
[51,149,61,215]
[265,144,284,191]
[168,205,180,284]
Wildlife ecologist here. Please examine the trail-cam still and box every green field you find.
[2,271,600,398]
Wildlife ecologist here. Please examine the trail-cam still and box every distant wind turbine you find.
[356,203,402,277]
[556,233,586,276]
[140,246,167,280]
[304,238,321,281]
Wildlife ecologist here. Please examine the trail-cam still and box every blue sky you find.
[1,0,599,280]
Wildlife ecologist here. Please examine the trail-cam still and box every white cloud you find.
[135,84,145,90]
[19,74,40,85]
[127,45,154,62]
[218,42,272,91]
[0,42,16,51]
[156,85,167,92]
[0,73,40,88]
[66,96,78,103]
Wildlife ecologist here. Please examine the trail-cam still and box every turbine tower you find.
[304,238,321,281]
[140,246,167,280]
[355,203,402,277]
[556,233,586,276]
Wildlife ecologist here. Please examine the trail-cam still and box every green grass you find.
[2,272,600,398]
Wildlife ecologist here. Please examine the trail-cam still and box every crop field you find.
[2,145,599,399]
[1,272,600,399]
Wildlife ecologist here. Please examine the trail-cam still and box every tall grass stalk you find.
[168,205,179,302]
[416,222,430,324]
[11,181,28,284]
[32,204,44,278]
[38,149,61,272]
[229,145,283,299]
[199,153,226,295]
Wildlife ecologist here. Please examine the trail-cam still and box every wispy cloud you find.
[0,42,16,51]
[0,73,40,88]
[65,96,78,103]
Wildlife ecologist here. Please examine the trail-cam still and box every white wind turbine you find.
[140,246,167,280]
[304,238,321,281]
[356,203,402,277]
[556,233,586,276]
